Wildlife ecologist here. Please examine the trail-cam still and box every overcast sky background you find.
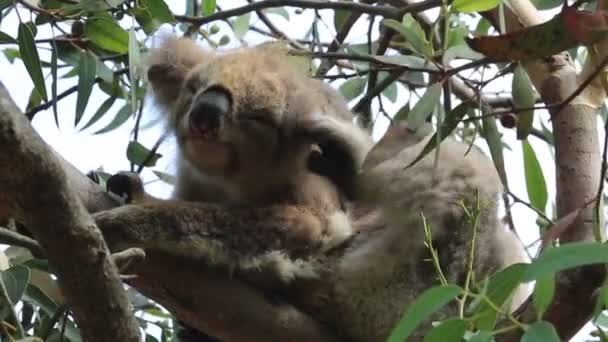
[0,1,602,340]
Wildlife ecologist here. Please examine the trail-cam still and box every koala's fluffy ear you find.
[296,113,372,200]
[146,36,211,108]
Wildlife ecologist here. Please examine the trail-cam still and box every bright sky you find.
[0,1,602,340]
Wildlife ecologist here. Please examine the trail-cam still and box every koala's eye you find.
[240,111,277,127]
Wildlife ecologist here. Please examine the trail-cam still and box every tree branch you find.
[0,81,141,341]
[174,0,441,26]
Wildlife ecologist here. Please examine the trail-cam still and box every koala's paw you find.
[106,172,146,204]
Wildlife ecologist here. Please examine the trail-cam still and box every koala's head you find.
[146,37,372,198]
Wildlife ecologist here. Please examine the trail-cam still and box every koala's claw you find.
[106,172,146,204]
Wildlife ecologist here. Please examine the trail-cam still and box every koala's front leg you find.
[93,201,328,283]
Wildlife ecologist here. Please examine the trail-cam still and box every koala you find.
[94,37,529,341]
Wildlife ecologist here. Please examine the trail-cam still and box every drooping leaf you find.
[406,82,442,131]
[339,77,367,101]
[80,97,116,131]
[128,26,140,114]
[233,13,251,39]
[423,318,467,342]
[482,111,508,185]
[94,103,132,134]
[24,284,82,342]
[152,170,176,185]
[387,284,462,342]
[467,8,608,62]
[522,140,548,213]
[263,7,289,20]
[407,102,471,168]
[75,51,98,126]
[84,17,129,54]
[378,72,398,102]
[142,0,174,23]
[512,65,535,139]
[18,23,47,102]
[453,0,499,13]
[533,272,555,319]
[1,265,30,305]
[0,31,15,44]
[522,321,560,342]
[524,242,608,282]
[127,141,162,167]
[201,0,216,16]
[541,207,581,246]
[50,39,59,127]
[473,263,528,330]
[383,16,432,58]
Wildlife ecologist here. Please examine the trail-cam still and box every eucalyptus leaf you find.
[522,140,548,214]
[406,83,442,131]
[85,17,129,53]
[512,65,535,139]
[339,77,367,101]
[127,141,162,167]
[18,23,47,101]
[75,52,98,126]
[387,284,462,342]
[94,104,132,134]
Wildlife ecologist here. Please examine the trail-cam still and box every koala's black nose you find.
[189,88,232,134]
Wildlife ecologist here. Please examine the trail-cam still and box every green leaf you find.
[334,8,349,32]
[393,102,410,122]
[50,39,59,127]
[453,0,499,13]
[26,87,42,112]
[468,330,493,342]
[94,103,132,134]
[383,16,432,58]
[85,17,129,53]
[153,170,176,185]
[1,265,30,304]
[128,26,140,114]
[143,0,174,23]
[387,284,462,342]
[233,13,251,39]
[524,242,608,282]
[482,110,508,185]
[522,321,560,342]
[18,23,47,102]
[532,272,555,319]
[512,65,535,139]
[127,141,162,167]
[406,82,442,131]
[339,77,367,101]
[0,31,16,44]
[522,140,548,213]
[423,318,467,342]
[75,51,98,126]
[407,102,470,168]
[263,7,289,20]
[531,0,562,10]
[473,263,528,330]
[80,97,116,131]
[378,72,398,102]
[202,0,216,15]
[24,284,82,342]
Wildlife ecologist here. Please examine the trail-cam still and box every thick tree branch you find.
[482,2,606,340]
[0,82,141,341]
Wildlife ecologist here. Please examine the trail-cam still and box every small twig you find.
[352,70,405,113]
[174,0,441,26]
[507,191,554,225]
[247,0,305,50]
[25,68,129,120]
